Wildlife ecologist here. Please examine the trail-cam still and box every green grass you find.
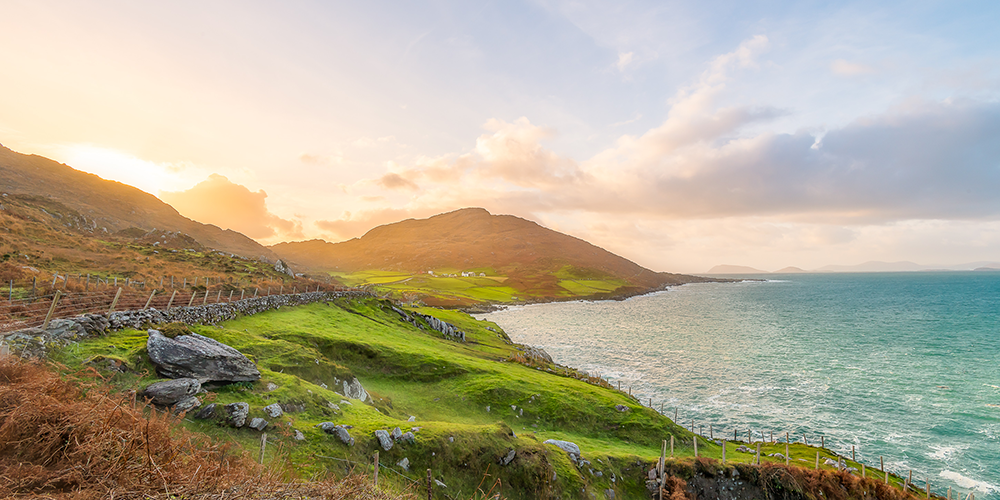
[53,298,916,499]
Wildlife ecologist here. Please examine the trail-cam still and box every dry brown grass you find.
[0,356,410,499]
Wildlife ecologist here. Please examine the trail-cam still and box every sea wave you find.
[940,471,998,493]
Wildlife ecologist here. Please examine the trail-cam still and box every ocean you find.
[478,272,1000,499]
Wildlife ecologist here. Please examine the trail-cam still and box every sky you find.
[1,0,999,273]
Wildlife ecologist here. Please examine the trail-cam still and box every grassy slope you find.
[50,298,911,499]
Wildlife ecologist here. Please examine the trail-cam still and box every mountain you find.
[0,144,276,261]
[271,208,710,297]
[773,266,808,273]
[705,264,769,274]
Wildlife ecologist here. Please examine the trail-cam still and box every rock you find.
[146,329,260,382]
[248,418,268,431]
[141,378,201,406]
[448,436,454,443]
[500,449,516,466]
[173,396,201,414]
[281,402,306,413]
[342,377,368,401]
[317,422,338,433]
[397,457,410,471]
[334,426,354,446]
[648,468,657,480]
[264,403,283,418]
[374,429,393,450]
[543,439,581,456]
[266,382,279,391]
[293,430,305,441]
[194,403,217,420]
[615,404,629,412]
[328,402,340,411]
[398,431,415,444]
[224,402,249,427]
[408,415,416,422]
[390,427,403,440]
[434,479,447,488]
[274,259,295,277]
[604,488,616,499]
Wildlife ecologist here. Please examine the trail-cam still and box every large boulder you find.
[146,329,260,382]
[342,376,368,401]
[543,439,581,456]
[141,378,201,406]
[374,429,393,451]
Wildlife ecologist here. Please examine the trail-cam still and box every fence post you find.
[167,290,178,309]
[216,290,222,302]
[202,290,209,305]
[86,274,90,291]
[722,439,726,464]
[7,280,11,302]
[815,451,819,470]
[259,433,266,464]
[143,290,157,310]
[852,445,855,461]
[670,435,674,458]
[374,451,379,486]
[427,469,432,500]
[254,288,258,298]
[31,277,36,296]
[160,277,163,288]
[42,291,63,329]
[755,442,760,465]
[240,289,245,301]
[108,288,123,315]
[694,436,698,458]
[279,284,283,294]
[785,440,789,465]
[229,290,234,302]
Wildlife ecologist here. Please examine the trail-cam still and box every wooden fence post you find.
[229,290,234,302]
[670,435,674,458]
[756,442,760,465]
[254,288,258,298]
[31,277,36,296]
[710,424,713,440]
[659,440,666,474]
[427,469,432,500]
[785,440,789,465]
[694,436,698,458]
[42,291,63,329]
[143,290,157,310]
[202,290,209,305]
[852,445,856,461]
[815,451,819,470]
[167,290,177,309]
[216,290,222,302]
[259,433,266,464]
[862,464,865,478]
[108,288,123,315]
[240,289,245,301]
[821,436,824,448]
[374,451,379,486]
[722,439,726,464]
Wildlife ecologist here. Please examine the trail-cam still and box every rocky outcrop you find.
[248,418,268,431]
[342,377,369,402]
[0,314,109,358]
[263,403,283,418]
[274,259,295,277]
[146,329,260,382]
[412,312,466,342]
[224,402,250,427]
[141,378,201,406]
[194,403,217,420]
[318,422,354,446]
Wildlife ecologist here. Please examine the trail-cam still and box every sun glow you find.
[52,144,201,195]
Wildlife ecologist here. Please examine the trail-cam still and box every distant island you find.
[707,260,1000,274]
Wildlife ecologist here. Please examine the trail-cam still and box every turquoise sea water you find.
[479,272,1000,499]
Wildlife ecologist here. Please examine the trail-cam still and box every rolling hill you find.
[0,143,276,261]
[272,208,712,303]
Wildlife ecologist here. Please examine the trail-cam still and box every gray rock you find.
[342,377,368,401]
[142,378,201,406]
[317,422,338,433]
[543,439,581,456]
[224,402,249,427]
[500,449,516,466]
[334,426,354,446]
[400,431,416,444]
[397,457,410,471]
[274,259,295,277]
[648,469,657,480]
[248,418,268,431]
[615,404,629,412]
[264,403,283,418]
[194,403,217,419]
[375,429,393,450]
[434,479,447,488]
[146,329,260,382]
[281,402,306,413]
[293,430,305,441]
[408,415,416,422]
[390,427,403,440]
[266,382,279,391]
[328,402,340,411]
[604,488,616,499]
[173,396,201,414]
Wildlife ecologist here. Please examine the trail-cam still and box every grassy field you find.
[49,297,915,499]
[329,267,629,306]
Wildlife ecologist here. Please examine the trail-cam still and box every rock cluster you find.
[412,312,466,342]
[317,422,355,446]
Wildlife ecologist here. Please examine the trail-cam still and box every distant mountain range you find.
[707,261,1000,274]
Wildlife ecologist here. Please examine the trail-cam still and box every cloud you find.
[377,172,419,190]
[830,59,875,76]
[616,51,634,72]
[160,174,303,240]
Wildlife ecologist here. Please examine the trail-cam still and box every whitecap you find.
[939,470,998,493]
[926,444,968,461]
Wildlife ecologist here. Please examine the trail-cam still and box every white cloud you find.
[616,51,634,72]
